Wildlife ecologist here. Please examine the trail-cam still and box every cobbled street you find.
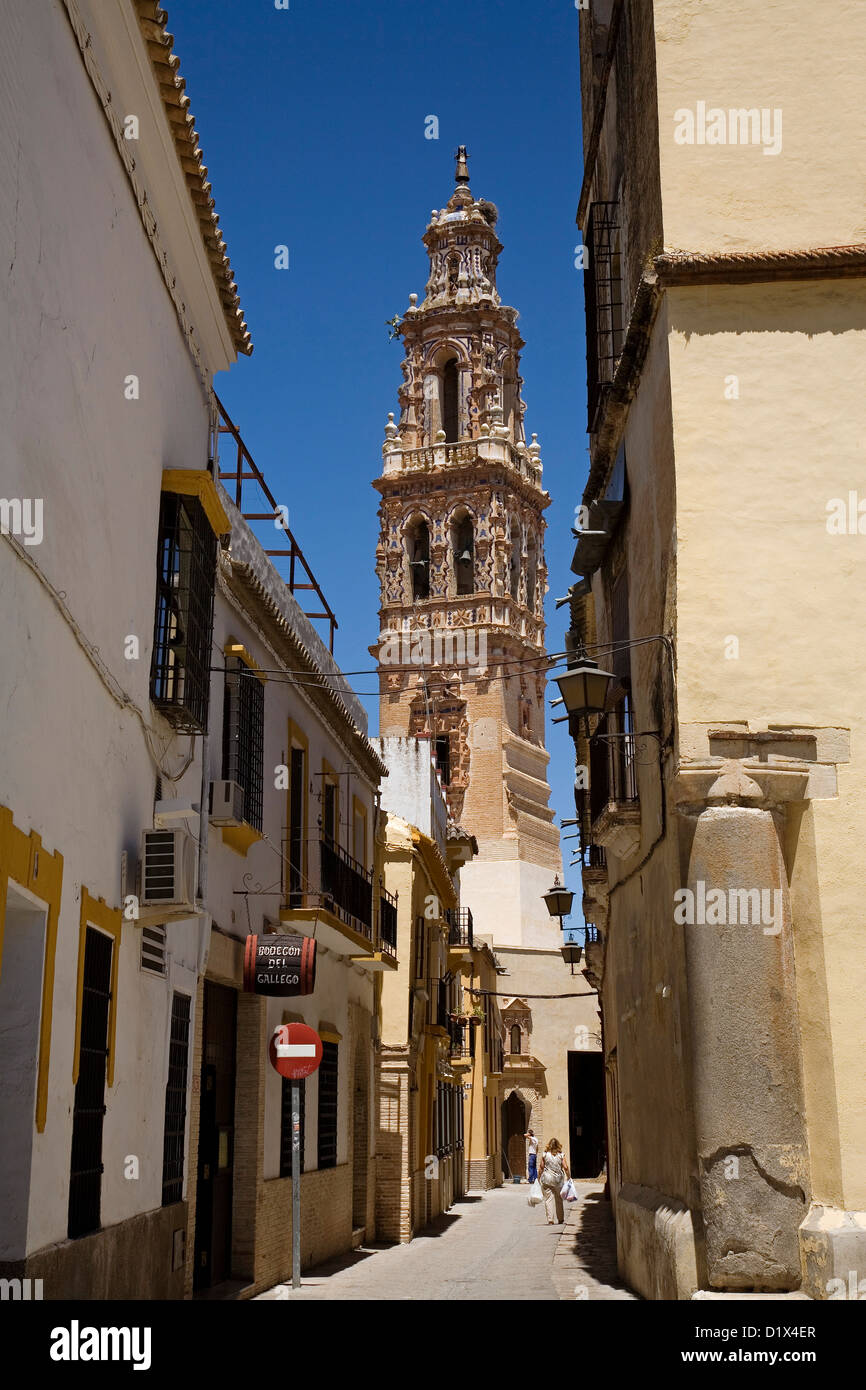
[257,1181,637,1302]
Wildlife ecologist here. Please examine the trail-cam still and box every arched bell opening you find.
[450,510,475,596]
[406,517,431,601]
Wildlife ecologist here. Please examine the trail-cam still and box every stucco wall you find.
[654,0,866,252]
[0,0,218,1266]
[668,278,866,1212]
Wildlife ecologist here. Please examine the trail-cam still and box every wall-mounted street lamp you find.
[543,876,575,920]
[560,941,583,971]
[542,876,584,974]
[551,657,615,718]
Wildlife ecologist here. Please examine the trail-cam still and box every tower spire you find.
[455,144,470,187]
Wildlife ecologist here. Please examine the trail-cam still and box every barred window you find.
[584,201,625,431]
[317,1041,338,1170]
[280,1075,306,1177]
[287,745,306,907]
[162,993,191,1206]
[151,491,217,732]
[222,656,264,830]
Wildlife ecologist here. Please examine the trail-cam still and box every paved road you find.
[257,1180,637,1302]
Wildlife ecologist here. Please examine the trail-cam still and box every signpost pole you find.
[292,1081,301,1289]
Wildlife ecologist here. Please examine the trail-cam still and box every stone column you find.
[675,759,810,1289]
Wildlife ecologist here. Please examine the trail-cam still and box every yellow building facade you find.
[567,0,866,1299]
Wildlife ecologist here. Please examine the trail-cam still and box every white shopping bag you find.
[527,1179,544,1206]
[560,1178,579,1203]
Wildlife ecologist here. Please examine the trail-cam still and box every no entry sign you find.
[268,1023,323,1081]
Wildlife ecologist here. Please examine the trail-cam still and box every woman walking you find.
[538,1138,569,1225]
[524,1129,539,1184]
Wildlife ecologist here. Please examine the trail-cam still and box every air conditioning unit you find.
[141,828,198,912]
[209,779,245,827]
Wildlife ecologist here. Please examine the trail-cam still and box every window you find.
[509,519,521,600]
[435,1082,454,1159]
[435,735,451,786]
[140,923,166,976]
[501,358,517,438]
[414,915,427,983]
[510,1023,522,1055]
[442,358,459,442]
[162,993,191,1205]
[323,780,337,843]
[585,200,624,430]
[526,533,537,610]
[452,513,474,595]
[151,491,217,732]
[288,746,305,907]
[280,1074,305,1177]
[408,520,431,600]
[222,656,264,830]
[68,928,113,1239]
[317,1041,338,1170]
[454,1086,464,1153]
[353,803,366,865]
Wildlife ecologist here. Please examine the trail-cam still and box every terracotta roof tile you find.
[133,1,252,355]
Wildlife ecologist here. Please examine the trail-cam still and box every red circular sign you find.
[268,1023,323,1080]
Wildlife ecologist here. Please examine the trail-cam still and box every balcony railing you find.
[379,888,398,957]
[320,836,373,938]
[589,708,638,824]
[581,842,607,871]
[393,439,542,489]
[444,907,474,948]
[448,1019,469,1059]
[428,977,450,1031]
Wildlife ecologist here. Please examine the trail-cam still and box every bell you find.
[457,549,472,563]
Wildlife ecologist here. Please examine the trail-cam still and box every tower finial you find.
[455,145,470,187]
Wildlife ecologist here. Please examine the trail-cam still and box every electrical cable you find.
[3,529,195,782]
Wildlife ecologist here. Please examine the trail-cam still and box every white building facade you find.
[0,0,388,1299]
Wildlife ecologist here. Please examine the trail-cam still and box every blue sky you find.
[170,0,589,909]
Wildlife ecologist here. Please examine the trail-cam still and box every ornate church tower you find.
[373,149,562,936]
[372,151,574,1153]
[373,153,574,1156]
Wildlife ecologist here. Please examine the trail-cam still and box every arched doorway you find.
[501,1090,527,1180]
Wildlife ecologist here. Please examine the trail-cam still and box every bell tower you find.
[372,149,562,952]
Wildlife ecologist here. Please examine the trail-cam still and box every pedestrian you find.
[524,1129,539,1184]
[538,1138,570,1225]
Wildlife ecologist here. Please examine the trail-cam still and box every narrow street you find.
[257,1182,637,1302]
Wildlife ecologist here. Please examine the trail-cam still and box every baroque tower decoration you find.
[372,150,562,955]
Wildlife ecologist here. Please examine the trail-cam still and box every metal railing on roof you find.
[214,391,338,653]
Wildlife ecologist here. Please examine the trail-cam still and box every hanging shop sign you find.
[243,933,317,996]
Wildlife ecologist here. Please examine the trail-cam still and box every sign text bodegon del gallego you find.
[243,933,317,996]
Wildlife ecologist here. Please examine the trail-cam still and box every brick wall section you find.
[252,1165,353,1291]
[375,1060,413,1241]
[468,1155,497,1190]
[233,992,266,1281]
[348,1001,376,1237]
